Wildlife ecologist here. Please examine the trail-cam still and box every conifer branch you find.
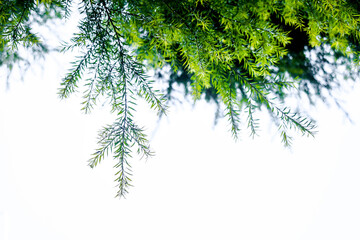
[6,0,360,197]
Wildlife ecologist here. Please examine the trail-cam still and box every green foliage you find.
[58,0,167,197]
[161,0,360,110]
[2,0,360,197]
[0,0,67,83]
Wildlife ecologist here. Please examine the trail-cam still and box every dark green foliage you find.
[58,0,167,197]
[2,0,360,197]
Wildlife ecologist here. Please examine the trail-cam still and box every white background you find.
[1,6,360,240]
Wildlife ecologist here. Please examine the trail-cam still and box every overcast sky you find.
[1,7,360,240]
